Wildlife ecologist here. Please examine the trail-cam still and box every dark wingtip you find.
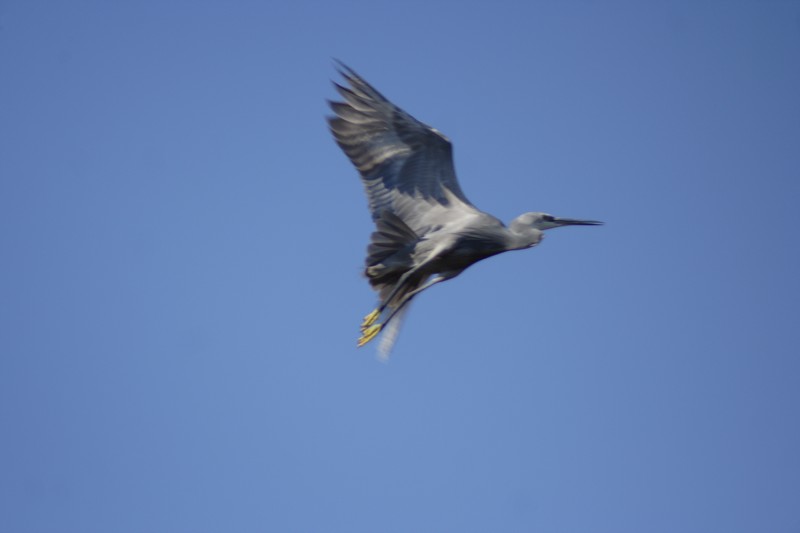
[331,58,357,79]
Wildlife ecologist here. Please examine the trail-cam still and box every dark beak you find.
[553,217,604,226]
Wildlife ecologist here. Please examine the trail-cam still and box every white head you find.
[509,212,603,248]
[512,212,602,231]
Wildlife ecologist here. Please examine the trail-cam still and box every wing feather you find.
[328,62,481,234]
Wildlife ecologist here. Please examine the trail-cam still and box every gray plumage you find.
[328,62,602,358]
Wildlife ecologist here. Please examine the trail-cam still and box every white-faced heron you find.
[328,62,602,357]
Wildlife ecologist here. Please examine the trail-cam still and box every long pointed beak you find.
[554,217,604,226]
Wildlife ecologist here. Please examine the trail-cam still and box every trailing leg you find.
[357,272,457,347]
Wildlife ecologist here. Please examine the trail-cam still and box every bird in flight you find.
[328,62,602,358]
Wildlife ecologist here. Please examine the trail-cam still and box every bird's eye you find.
[542,215,555,222]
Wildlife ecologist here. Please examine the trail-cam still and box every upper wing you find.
[327,62,481,234]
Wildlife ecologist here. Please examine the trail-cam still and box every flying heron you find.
[328,62,602,357]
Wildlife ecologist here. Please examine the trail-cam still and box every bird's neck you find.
[508,222,543,250]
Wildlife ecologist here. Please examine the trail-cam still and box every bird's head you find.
[513,212,604,231]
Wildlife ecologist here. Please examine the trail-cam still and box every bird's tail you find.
[364,211,418,282]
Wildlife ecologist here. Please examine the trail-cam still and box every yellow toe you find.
[357,324,382,347]
[361,308,381,329]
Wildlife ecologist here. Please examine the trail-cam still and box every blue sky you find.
[2,1,799,532]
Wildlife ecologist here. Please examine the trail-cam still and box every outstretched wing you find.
[327,62,481,234]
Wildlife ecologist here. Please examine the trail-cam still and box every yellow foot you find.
[361,308,381,330]
[357,324,382,347]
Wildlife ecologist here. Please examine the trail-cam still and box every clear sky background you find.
[2,2,799,532]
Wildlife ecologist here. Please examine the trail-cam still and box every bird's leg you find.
[357,274,420,346]
[357,290,404,344]
[357,275,451,348]
[357,243,454,347]
[359,268,419,332]
[380,275,448,327]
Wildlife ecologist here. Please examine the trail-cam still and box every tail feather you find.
[366,211,418,268]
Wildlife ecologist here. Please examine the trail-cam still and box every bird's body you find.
[328,63,601,357]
